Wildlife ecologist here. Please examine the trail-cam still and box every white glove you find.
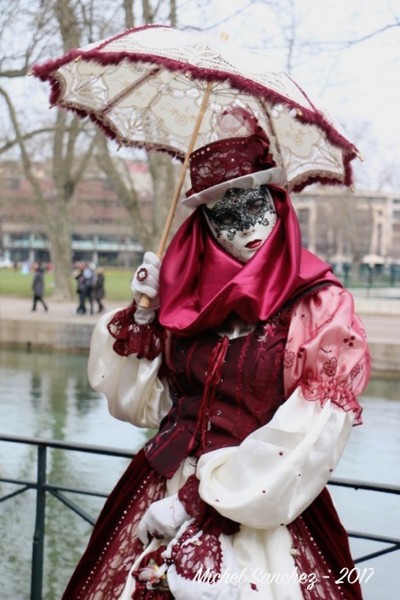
[131,251,161,324]
[137,494,189,545]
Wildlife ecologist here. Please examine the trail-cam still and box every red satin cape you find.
[158,186,340,336]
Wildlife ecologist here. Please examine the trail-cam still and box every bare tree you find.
[1,0,398,298]
[0,0,179,297]
[0,1,103,298]
[93,0,181,254]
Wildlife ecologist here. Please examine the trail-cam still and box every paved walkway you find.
[1,294,400,346]
[0,295,124,325]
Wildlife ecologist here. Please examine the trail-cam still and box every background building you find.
[0,160,152,267]
[294,188,400,283]
[1,160,399,277]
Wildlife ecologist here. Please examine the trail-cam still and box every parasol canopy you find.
[32,24,359,194]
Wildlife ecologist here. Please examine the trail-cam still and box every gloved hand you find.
[137,494,190,545]
[131,251,161,324]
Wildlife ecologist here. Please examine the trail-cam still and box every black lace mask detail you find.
[203,186,275,241]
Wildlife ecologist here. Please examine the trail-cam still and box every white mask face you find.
[203,186,277,263]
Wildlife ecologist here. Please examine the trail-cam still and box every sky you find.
[3,0,399,193]
[181,0,400,191]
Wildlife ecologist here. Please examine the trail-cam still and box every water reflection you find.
[362,376,400,401]
[0,348,399,600]
[0,348,148,599]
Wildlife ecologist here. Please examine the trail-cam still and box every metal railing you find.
[0,434,399,600]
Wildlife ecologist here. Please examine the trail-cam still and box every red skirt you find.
[62,449,362,600]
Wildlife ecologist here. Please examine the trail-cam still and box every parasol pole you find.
[156,80,213,258]
[139,79,214,308]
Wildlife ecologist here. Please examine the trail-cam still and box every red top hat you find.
[183,111,285,207]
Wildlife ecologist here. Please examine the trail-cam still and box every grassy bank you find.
[2,266,397,301]
[0,268,134,302]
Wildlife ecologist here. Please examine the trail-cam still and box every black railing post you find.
[0,434,397,594]
[30,443,47,600]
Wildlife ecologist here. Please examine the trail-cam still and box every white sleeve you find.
[87,309,172,429]
[196,386,354,529]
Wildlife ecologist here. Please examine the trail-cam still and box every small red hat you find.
[183,109,285,207]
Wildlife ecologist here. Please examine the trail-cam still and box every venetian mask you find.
[203,185,277,263]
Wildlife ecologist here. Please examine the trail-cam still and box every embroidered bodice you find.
[144,306,293,478]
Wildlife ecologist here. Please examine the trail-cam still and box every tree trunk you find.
[123,0,135,28]
[148,152,178,251]
[47,198,74,300]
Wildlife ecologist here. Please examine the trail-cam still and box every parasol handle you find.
[139,80,213,309]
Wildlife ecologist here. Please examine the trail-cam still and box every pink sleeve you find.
[284,285,371,424]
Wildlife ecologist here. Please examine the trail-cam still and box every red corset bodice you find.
[144,305,293,478]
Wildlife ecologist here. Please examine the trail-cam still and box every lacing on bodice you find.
[144,310,291,477]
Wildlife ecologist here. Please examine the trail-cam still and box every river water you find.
[0,348,399,599]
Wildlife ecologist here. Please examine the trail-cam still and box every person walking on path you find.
[82,263,95,315]
[75,262,95,314]
[32,263,48,312]
[93,267,106,313]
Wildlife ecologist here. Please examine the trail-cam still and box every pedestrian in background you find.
[82,262,95,314]
[32,263,48,312]
[93,267,106,313]
[75,262,95,314]
[75,262,86,314]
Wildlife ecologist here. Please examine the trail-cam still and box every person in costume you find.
[62,111,370,600]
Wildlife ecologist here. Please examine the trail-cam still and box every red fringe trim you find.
[107,301,164,360]
[31,25,358,186]
[291,165,355,193]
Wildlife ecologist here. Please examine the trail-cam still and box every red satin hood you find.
[158,187,340,335]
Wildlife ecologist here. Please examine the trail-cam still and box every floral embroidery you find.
[322,357,337,377]
[301,379,362,424]
[283,350,296,368]
[350,363,361,380]
[283,286,370,427]
[178,474,239,536]
[169,522,224,581]
[288,516,348,600]
[258,317,280,343]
